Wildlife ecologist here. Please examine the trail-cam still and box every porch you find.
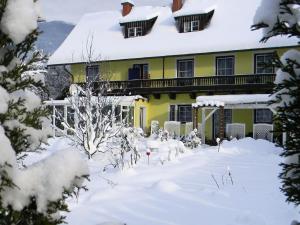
[191,94,284,144]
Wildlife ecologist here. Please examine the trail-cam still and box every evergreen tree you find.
[253,0,300,206]
[0,0,88,224]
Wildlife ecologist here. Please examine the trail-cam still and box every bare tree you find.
[53,36,128,159]
[61,83,123,159]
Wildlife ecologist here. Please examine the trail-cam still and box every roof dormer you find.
[119,6,159,38]
[173,0,215,33]
[174,11,214,33]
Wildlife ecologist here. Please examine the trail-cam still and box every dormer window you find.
[128,26,143,38]
[120,16,158,38]
[174,10,214,33]
[183,20,200,32]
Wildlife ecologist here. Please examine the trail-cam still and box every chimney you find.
[172,0,183,12]
[121,1,134,17]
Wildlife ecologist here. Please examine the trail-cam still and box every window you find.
[133,64,149,79]
[255,109,273,124]
[216,56,234,75]
[178,105,192,123]
[183,20,200,32]
[177,59,194,78]
[169,105,176,121]
[169,105,192,123]
[86,65,99,83]
[128,27,143,38]
[255,53,274,74]
[191,20,200,31]
[121,106,134,126]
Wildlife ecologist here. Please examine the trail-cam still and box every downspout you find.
[162,56,165,79]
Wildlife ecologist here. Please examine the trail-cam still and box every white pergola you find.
[44,95,146,137]
[191,94,282,144]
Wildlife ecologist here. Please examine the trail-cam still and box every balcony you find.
[96,74,275,96]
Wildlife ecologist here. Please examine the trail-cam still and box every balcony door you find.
[216,56,235,84]
[128,64,149,80]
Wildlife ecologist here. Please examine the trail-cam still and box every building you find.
[48,0,298,143]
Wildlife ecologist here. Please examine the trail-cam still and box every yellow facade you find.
[70,47,297,140]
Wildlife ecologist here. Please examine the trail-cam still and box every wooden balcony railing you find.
[94,74,275,95]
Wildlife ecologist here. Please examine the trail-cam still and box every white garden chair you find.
[226,123,245,139]
[185,122,193,137]
[164,121,181,138]
[253,124,273,142]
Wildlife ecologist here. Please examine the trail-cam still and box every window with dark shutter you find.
[86,65,99,83]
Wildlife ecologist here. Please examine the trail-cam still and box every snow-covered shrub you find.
[253,0,300,207]
[57,84,122,159]
[185,129,201,149]
[159,129,169,142]
[150,120,160,137]
[106,127,143,170]
[0,1,89,223]
[164,121,181,139]
[159,140,186,164]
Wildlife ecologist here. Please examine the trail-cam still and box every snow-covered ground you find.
[25,137,299,225]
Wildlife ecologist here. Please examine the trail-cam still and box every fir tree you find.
[252,0,300,206]
[0,0,88,224]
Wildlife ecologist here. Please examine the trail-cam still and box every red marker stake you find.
[146,150,151,165]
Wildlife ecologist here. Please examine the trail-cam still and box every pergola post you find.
[193,107,199,130]
[52,105,56,137]
[201,108,206,145]
[219,106,225,140]
[282,132,287,146]
[64,105,68,134]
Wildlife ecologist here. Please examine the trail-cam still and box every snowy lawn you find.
[25,137,299,225]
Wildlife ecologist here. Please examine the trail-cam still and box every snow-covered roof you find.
[119,6,160,24]
[44,95,146,106]
[173,0,217,17]
[193,94,272,107]
[48,0,298,66]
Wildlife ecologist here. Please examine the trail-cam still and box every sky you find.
[40,0,171,24]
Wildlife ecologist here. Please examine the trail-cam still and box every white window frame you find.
[169,104,192,123]
[255,53,275,74]
[191,20,200,31]
[216,56,235,76]
[184,20,200,32]
[177,59,194,78]
[128,26,143,38]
